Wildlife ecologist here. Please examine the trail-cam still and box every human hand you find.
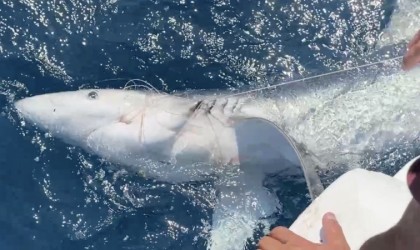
[403,30,420,71]
[258,212,350,250]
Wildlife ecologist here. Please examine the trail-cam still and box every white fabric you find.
[289,165,414,249]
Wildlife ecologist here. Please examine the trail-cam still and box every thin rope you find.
[90,55,403,99]
[123,79,163,94]
[92,78,164,94]
[222,55,404,98]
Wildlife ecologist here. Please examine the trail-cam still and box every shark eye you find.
[88,91,98,100]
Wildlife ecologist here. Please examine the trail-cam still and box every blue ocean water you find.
[0,0,405,249]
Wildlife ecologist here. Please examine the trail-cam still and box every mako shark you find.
[14,87,319,250]
[14,59,420,249]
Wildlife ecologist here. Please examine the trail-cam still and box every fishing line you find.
[91,78,165,94]
[91,55,403,99]
[123,79,164,94]
[220,55,404,99]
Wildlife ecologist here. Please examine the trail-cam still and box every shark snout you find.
[14,95,56,127]
[15,98,33,119]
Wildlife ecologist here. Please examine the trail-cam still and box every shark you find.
[14,57,420,249]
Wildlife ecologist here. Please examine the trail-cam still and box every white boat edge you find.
[289,155,420,249]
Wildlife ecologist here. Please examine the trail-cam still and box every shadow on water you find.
[233,118,316,246]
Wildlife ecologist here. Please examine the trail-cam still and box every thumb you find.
[321,212,350,249]
[408,30,420,49]
[403,43,420,71]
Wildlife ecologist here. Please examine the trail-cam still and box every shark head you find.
[15,89,147,145]
[14,89,200,168]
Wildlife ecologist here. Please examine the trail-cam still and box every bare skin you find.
[359,199,420,250]
[258,213,350,250]
[258,31,420,250]
[403,30,420,70]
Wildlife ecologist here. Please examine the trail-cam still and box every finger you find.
[321,212,349,249]
[408,30,420,49]
[258,236,286,250]
[269,226,318,248]
[403,43,420,70]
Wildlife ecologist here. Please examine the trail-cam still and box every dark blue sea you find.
[0,0,408,249]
